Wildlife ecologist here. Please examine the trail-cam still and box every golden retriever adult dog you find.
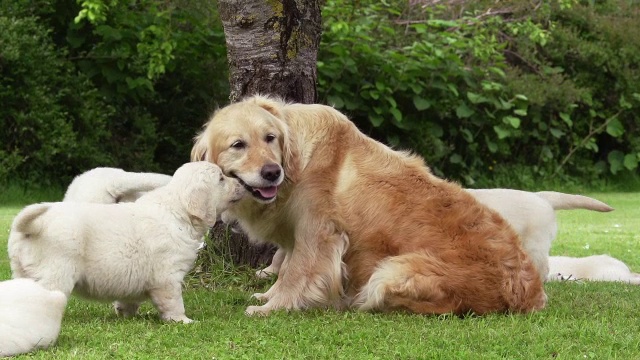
[8,162,244,323]
[191,95,547,316]
[0,278,67,357]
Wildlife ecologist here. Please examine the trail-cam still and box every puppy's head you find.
[171,162,245,225]
[191,95,289,204]
[0,278,68,312]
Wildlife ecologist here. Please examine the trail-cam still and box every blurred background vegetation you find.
[1,0,639,189]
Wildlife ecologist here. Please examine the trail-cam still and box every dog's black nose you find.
[260,163,282,182]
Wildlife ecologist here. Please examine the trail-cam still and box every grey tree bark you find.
[218,0,322,103]
[211,0,322,267]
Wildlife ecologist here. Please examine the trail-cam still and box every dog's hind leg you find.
[149,282,192,323]
[113,301,141,317]
[354,251,546,315]
[353,253,462,315]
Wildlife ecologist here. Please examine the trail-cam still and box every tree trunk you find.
[219,0,322,103]
[212,0,322,267]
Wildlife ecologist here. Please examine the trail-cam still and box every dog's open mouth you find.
[231,173,278,201]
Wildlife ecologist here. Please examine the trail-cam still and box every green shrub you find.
[0,16,114,184]
[318,1,535,184]
[0,0,229,184]
[318,0,640,187]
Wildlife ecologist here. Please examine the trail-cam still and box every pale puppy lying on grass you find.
[254,189,614,283]
[0,278,67,357]
[8,162,244,323]
[63,167,172,203]
[547,255,640,284]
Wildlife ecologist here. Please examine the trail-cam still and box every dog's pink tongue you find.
[256,186,277,198]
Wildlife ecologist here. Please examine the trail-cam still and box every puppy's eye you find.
[265,134,276,143]
[231,140,245,149]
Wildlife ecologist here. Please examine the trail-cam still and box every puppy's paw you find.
[245,305,272,316]
[163,314,194,324]
[114,301,140,317]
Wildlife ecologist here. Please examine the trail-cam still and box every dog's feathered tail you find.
[108,172,172,201]
[12,203,50,235]
[535,191,614,212]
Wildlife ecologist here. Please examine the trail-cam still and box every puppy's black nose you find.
[260,163,282,182]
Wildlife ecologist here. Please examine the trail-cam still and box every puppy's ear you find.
[182,183,216,224]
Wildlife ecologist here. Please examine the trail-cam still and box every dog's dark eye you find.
[219,175,224,182]
[265,134,276,143]
[231,140,246,149]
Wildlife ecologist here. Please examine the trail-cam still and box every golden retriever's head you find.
[191,95,289,204]
[171,162,245,225]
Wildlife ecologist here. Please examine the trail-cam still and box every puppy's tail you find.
[108,172,172,201]
[535,191,614,212]
[12,203,50,235]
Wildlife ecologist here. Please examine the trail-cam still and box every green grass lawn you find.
[2,192,639,359]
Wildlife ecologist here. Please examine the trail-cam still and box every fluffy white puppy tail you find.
[108,172,172,201]
[535,191,614,212]
[12,203,50,235]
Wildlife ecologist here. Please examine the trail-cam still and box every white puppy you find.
[253,190,613,282]
[0,278,67,357]
[63,167,172,203]
[8,162,244,323]
[468,190,613,281]
[547,255,640,284]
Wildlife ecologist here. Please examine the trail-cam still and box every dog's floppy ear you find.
[251,94,284,118]
[190,132,208,162]
[277,118,300,183]
[182,182,216,224]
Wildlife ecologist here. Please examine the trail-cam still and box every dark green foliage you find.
[0,0,638,188]
[0,0,228,185]
[318,0,640,187]
[0,16,114,184]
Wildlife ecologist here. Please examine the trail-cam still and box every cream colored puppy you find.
[254,189,613,282]
[0,278,67,357]
[64,167,172,203]
[547,255,640,284]
[468,189,613,281]
[8,162,244,323]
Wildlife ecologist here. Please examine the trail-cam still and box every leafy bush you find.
[67,0,230,173]
[318,1,540,184]
[0,0,229,184]
[0,16,114,184]
[318,0,640,187]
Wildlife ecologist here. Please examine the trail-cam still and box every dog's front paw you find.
[251,292,270,302]
[255,268,276,279]
[245,305,272,316]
